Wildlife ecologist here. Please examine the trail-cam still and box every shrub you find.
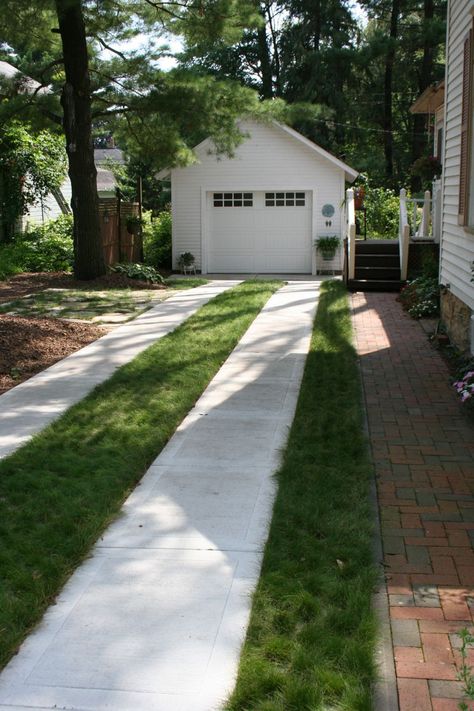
[363,184,400,238]
[110,262,164,284]
[143,209,172,269]
[399,275,440,319]
[0,215,74,279]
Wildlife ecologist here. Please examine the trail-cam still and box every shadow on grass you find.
[0,279,282,670]
[226,280,378,711]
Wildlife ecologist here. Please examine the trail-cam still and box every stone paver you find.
[352,292,474,711]
[0,281,238,461]
[0,280,321,711]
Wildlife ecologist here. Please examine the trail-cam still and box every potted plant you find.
[126,215,144,235]
[316,236,340,261]
[178,251,196,273]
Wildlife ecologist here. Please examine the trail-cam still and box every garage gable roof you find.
[156,120,358,182]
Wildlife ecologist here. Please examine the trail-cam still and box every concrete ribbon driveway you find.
[0,279,322,711]
[0,281,239,461]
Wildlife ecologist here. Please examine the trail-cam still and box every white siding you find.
[23,178,72,228]
[170,121,346,273]
[440,0,474,310]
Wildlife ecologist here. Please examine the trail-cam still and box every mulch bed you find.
[0,271,167,304]
[0,315,107,395]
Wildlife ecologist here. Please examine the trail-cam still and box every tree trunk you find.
[257,16,273,99]
[383,0,401,184]
[55,0,105,280]
[411,0,435,191]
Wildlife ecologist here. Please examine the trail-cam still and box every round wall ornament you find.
[322,203,335,218]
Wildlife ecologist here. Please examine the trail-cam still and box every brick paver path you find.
[352,292,474,711]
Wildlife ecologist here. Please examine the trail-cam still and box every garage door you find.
[207,190,312,273]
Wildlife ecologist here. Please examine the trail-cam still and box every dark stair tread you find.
[355,241,399,255]
[356,255,400,267]
[348,278,404,292]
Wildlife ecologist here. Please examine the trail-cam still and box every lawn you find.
[0,277,208,323]
[226,280,378,711]
[0,279,281,670]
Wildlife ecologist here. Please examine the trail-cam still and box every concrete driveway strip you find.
[0,280,322,711]
[0,281,240,461]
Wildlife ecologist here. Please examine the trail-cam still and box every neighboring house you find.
[157,120,358,274]
[409,80,445,164]
[22,148,124,228]
[439,0,474,354]
[0,60,49,97]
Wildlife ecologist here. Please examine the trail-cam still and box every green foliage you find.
[177,251,195,267]
[143,210,172,269]
[316,236,340,254]
[457,629,474,710]
[110,262,164,284]
[0,216,73,279]
[362,180,400,238]
[0,123,67,236]
[399,275,440,319]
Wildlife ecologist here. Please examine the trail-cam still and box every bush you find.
[363,184,400,238]
[143,209,172,269]
[0,216,74,279]
[110,262,164,284]
[399,275,440,319]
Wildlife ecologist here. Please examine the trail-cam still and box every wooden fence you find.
[98,198,143,266]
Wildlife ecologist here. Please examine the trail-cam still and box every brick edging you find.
[350,293,400,711]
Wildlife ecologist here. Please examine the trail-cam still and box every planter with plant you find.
[316,236,340,261]
[178,252,195,272]
[126,215,144,235]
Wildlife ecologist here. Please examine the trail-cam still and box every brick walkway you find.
[352,292,474,711]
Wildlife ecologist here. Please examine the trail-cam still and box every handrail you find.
[399,188,410,280]
[346,188,356,280]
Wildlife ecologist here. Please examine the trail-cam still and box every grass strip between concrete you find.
[226,280,378,711]
[0,279,282,670]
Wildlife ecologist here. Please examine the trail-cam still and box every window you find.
[459,22,474,226]
[265,192,306,207]
[213,192,253,207]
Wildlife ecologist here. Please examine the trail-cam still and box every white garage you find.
[157,120,357,274]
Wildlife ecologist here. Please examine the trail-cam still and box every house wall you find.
[23,178,72,227]
[170,121,346,273]
[440,0,474,353]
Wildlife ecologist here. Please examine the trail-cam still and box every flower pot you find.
[321,250,336,261]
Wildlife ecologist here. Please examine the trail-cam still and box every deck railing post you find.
[346,188,356,280]
[422,190,431,238]
[399,188,410,280]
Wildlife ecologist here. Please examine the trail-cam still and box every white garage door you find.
[207,190,312,273]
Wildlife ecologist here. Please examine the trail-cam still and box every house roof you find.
[96,167,117,193]
[94,148,125,165]
[156,120,358,182]
[0,60,50,96]
[409,81,445,114]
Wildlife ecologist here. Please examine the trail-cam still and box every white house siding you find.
[23,178,72,228]
[440,0,474,321]
[170,121,345,273]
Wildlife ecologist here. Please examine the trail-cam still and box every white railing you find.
[399,188,410,281]
[406,190,433,240]
[346,188,356,280]
[431,179,442,243]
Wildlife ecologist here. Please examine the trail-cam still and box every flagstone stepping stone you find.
[91,312,132,323]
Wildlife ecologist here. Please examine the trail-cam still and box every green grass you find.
[0,280,208,320]
[164,277,208,289]
[0,279,281,670]
[226,280,378,711]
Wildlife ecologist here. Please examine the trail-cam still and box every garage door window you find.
[265,192,305,207]
[213,192,253,207]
